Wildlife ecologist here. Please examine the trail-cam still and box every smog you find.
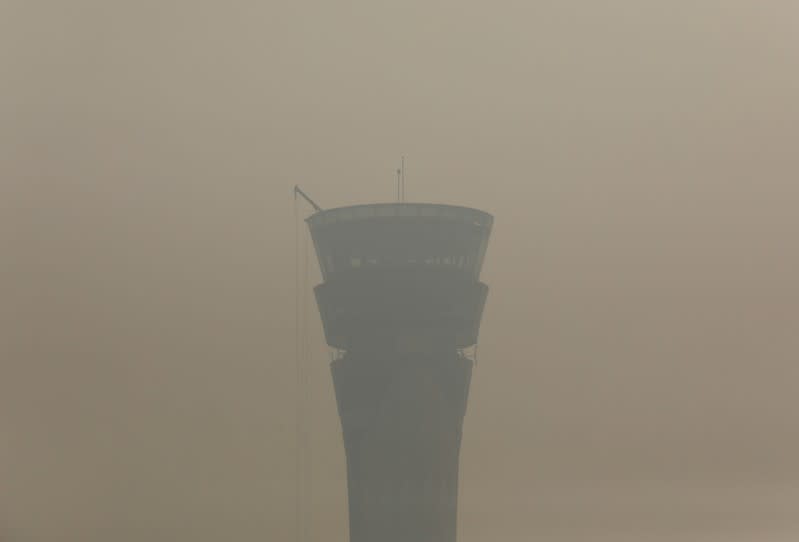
[3,2,799,541]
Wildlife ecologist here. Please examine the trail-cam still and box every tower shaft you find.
[333,350,471,542]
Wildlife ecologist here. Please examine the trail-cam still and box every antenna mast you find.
[396,167,401,202]
[401,156,405,202]
[396,157,406,202]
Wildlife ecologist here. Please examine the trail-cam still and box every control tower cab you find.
[308,203,492,351]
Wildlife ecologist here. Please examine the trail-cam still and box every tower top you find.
[306,202,492,229]
[306,203,493,282]
[307,202,493,350]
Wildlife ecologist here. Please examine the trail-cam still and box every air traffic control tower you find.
[307,202,493,542]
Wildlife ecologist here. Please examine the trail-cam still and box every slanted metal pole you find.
[294,185,323,213]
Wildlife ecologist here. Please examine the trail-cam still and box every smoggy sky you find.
[3,2,799,540]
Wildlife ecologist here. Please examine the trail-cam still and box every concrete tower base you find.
[332,350,473,542]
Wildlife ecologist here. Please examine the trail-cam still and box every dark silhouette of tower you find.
[307,202,492,542]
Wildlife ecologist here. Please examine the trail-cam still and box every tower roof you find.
[306,202,492,228]
[306,203,493,281]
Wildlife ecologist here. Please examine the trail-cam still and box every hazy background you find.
[3,1,799,540]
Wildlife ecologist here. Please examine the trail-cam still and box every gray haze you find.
[2,1,799,540]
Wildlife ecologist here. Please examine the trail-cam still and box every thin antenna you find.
[396,167,401,202]
[401,156,405,202]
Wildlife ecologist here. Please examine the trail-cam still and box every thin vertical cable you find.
[294,191,315,542]
[293,194,301,542]
[301,218,312,542]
